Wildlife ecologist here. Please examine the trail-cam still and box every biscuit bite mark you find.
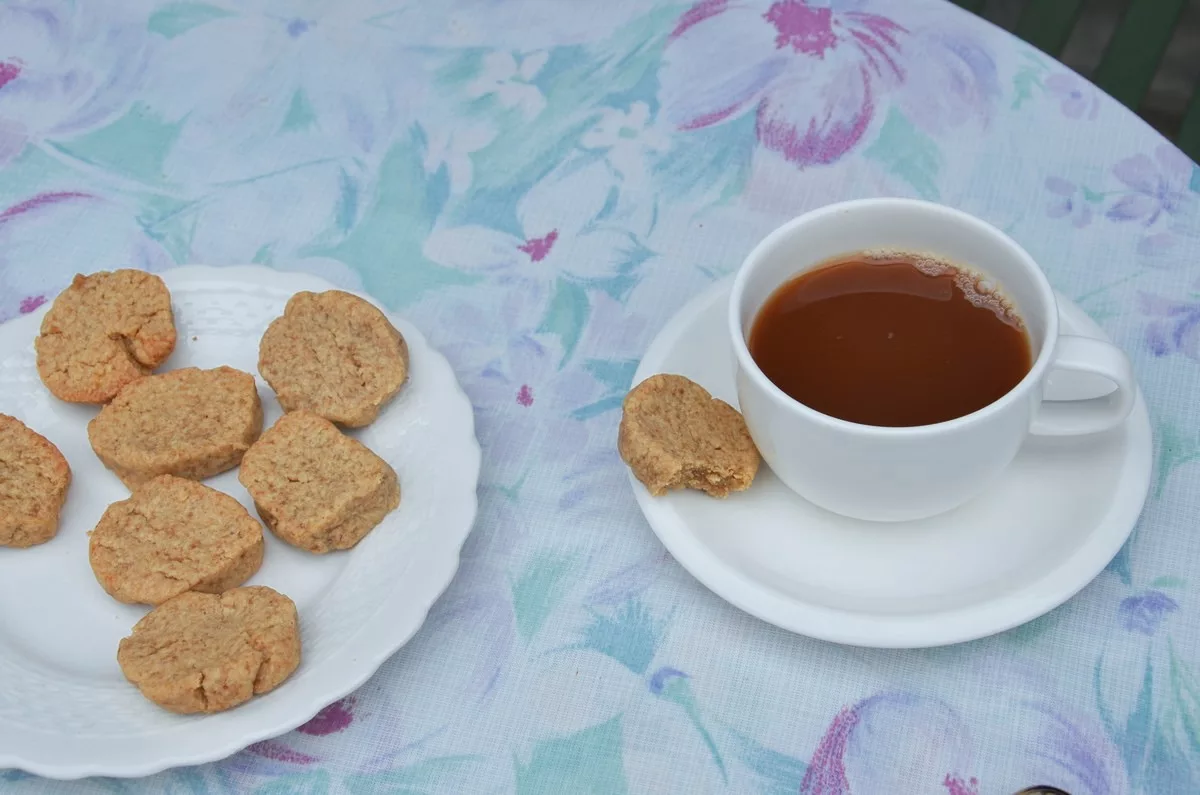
[89,475,265,605]
[239,410,400,553]
[117,587,301,714]
[258,290,409,428]
[0,414,71,547]
[35,270,176,404]
[88,366,263,488]
[618,374,759,498]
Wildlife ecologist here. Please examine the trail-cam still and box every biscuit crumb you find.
[0,414,71,547]
[35,270,176,404]
[618,374,759,498]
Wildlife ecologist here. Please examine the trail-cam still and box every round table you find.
[3,1,1199,792]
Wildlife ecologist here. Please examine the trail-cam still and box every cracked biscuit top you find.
[258,290,408,428]
[35,270,176,404]
[89,475,265,606]
[117,586,301,714]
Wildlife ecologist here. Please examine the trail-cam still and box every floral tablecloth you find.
[3,1,1200,792]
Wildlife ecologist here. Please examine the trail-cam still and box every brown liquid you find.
[748,253,1033,427]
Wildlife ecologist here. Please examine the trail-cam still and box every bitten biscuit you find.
[0,415,71,547]
[117,587,300,714]
[88,366,263,488]
[90,475,265,605]
[35,270,176,404]
[258,290,408,427]
[618,374,759,498]
[239,410,399,553]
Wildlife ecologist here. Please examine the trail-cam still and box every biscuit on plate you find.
[117,586,300,714]
[258,290,408,427]
[89,475,264,605]
[239,410,399,553]
[35,270,176,404]
[0,414,71,547]
[88,366,263,488]
[618,374,759,498]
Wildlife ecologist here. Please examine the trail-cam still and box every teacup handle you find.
[1030,335,1136,436]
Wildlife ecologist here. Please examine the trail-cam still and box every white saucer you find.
[629,278,1152,648]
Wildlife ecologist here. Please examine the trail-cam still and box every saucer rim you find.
[628,277,1153,648]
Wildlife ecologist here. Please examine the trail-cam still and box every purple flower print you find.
[0,192,171,323]
[1045,177,1095,228]
[658,0,998,167]
[1044,72,1100,120]
[801,693,973,794]
[423,160,642,290]
[1119,589,1179,635]
[468,335,602,488]
[18,295,45,314]
[297,697,355,736]
[0,1,149,166]
[802,689,1126,794]
[1139,292,1200,361]
[1107,144,1198,254]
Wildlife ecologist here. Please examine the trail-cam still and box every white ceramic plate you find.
[630,277,1152,649]
[0,266,480,779]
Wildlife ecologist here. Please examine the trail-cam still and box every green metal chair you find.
[951,0,1200,161]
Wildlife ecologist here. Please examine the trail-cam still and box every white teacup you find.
[729,198,1136,522]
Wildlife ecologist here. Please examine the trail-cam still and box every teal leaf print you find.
[863,108,942,201]
[335,169,359,234]
[650,668,727,782]
[516,716,628,795]
[282,90,318,133]
[1151,575,1188,589]
[537,277,590,365]
[727,729,808,795]
[1154,419,1200,498]
[654,112,755,201]
[571,358,638,419]
[511,552,575,642]
[148,3,235,39]
[1190,164,1200,194]
[1011,66,1042,110]
[343,755,480,794]
[51,104,182,189]
[571,395,625,421]
[1122,661,1155,784]
[1107,537,1133,585]
[578,598,663,675]
[584,359,638,394]
[137,195,200,264]
[310,129,476,307]
[253,770,330,795]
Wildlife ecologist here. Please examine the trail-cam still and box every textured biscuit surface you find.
[117,586,300,714]
[239,410,399,553]
[88,366,263,488]
[618,374,759,498]
[0,414,71,547]
[90,475,265,605]
[258,290,408,427]
[35,270,176,403]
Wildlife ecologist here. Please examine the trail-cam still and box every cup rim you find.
[728,198,1060,437]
